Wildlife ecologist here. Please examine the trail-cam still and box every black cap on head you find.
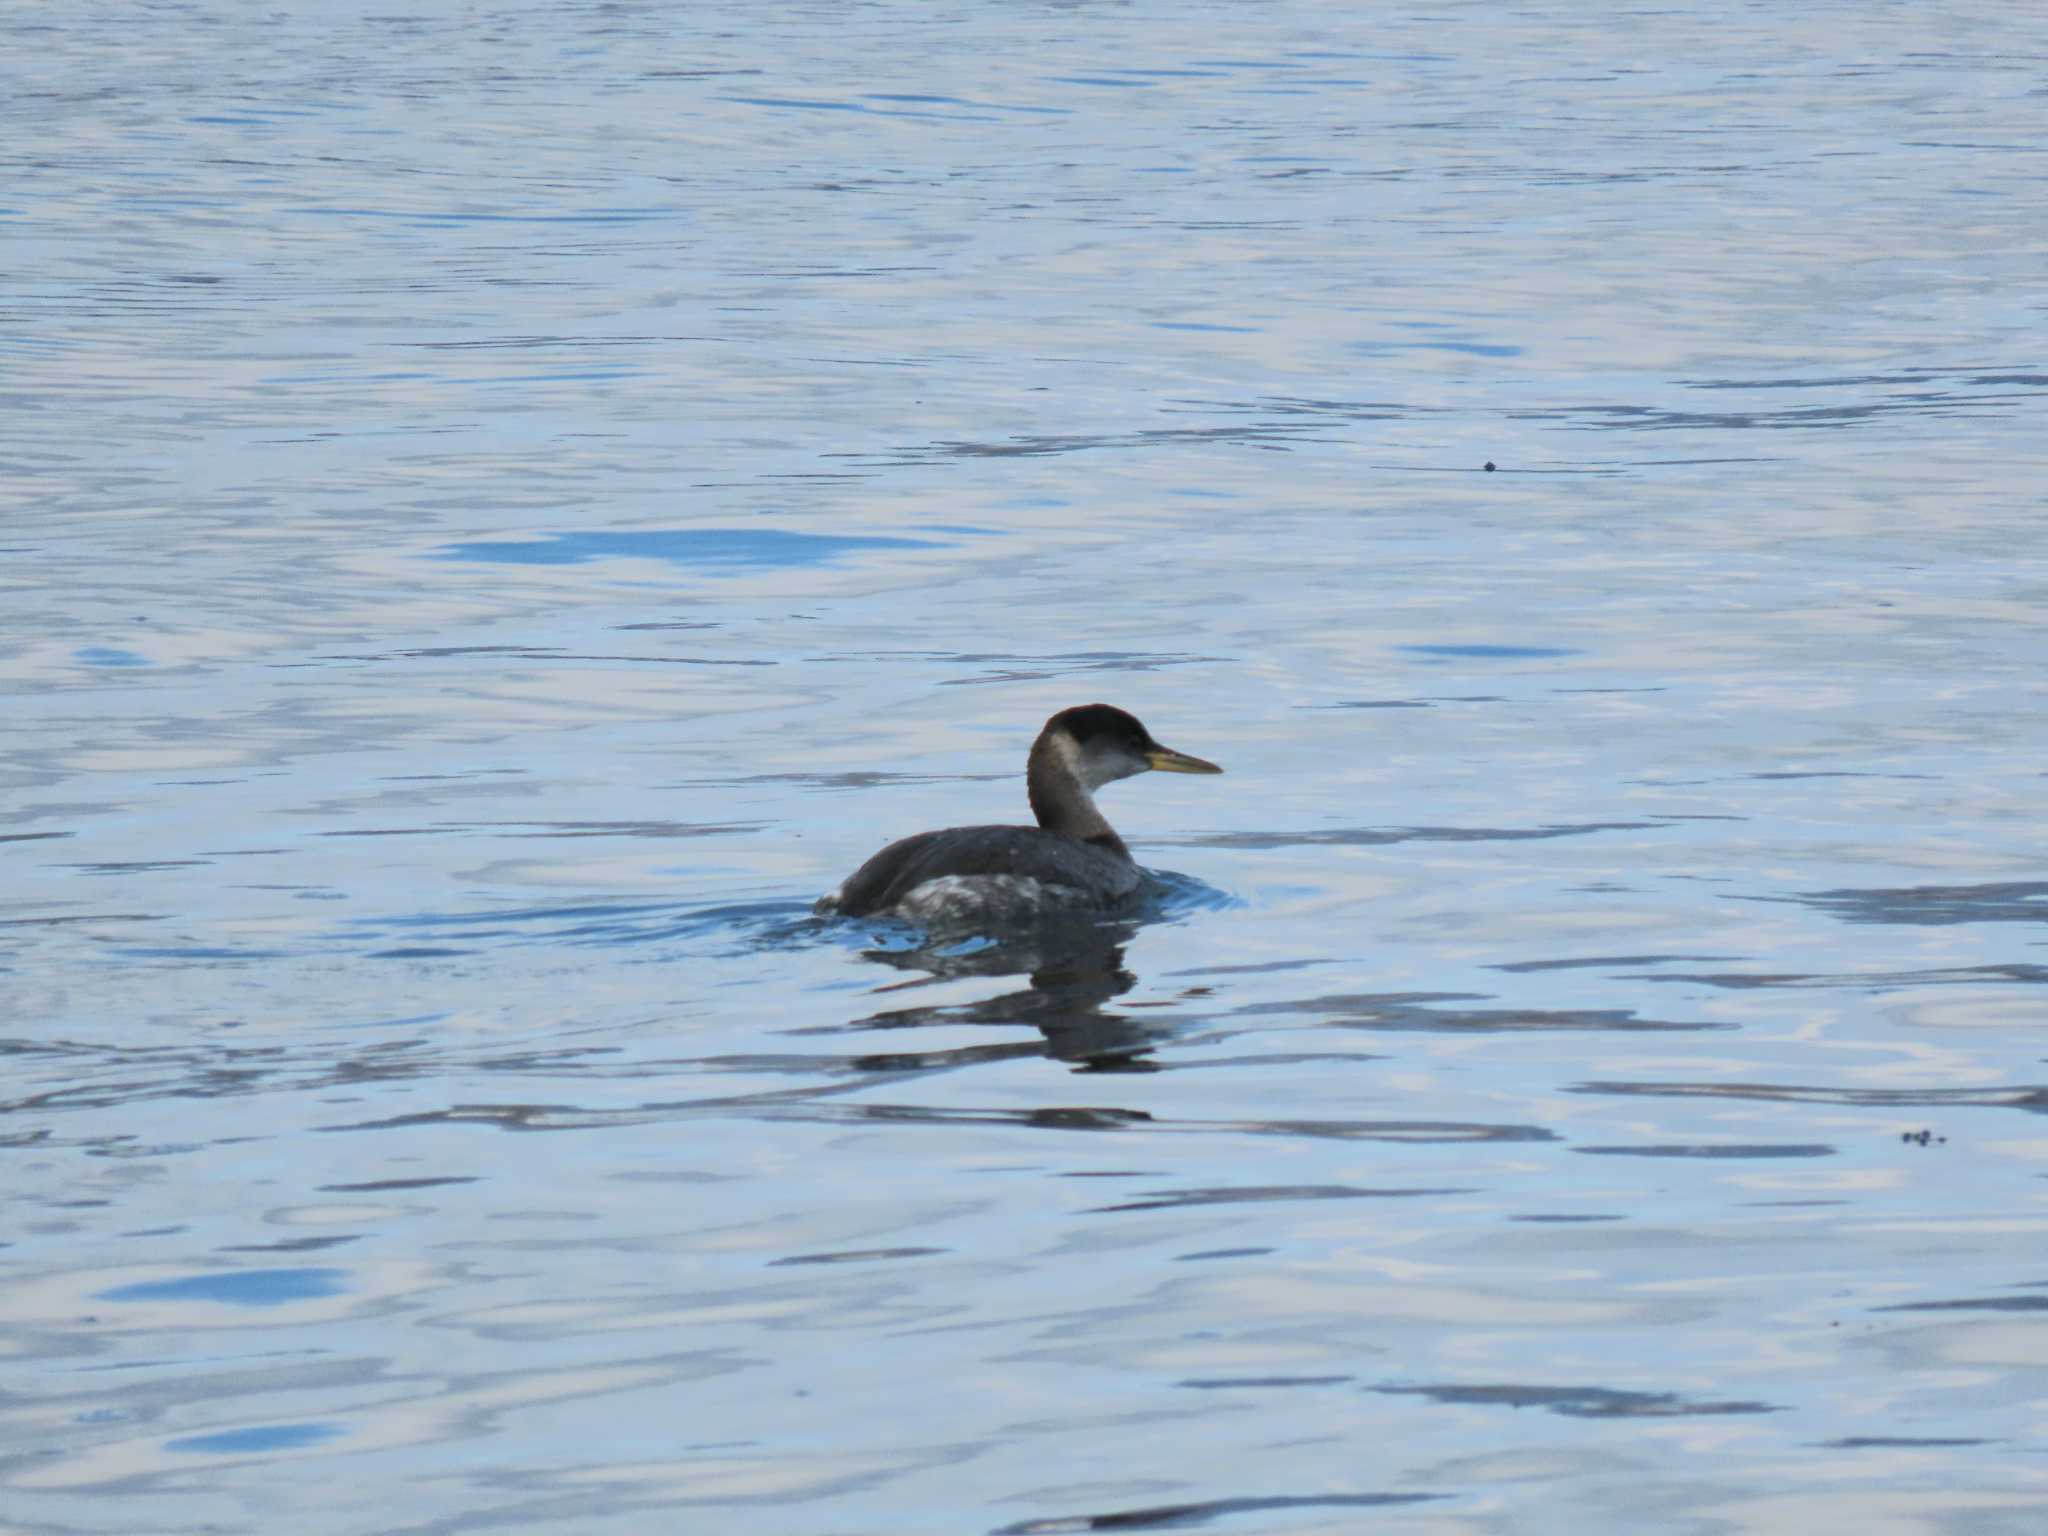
[1044,703,1153,750]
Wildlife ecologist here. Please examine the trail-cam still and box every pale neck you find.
[1026,733,1128,855]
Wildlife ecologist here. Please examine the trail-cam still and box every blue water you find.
[166,1423,346,1456]
[5,1,2048,1532]
[96,1268,349,1308]
[439,528,944,570]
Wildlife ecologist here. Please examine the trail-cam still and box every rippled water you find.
[7,1,2048,1530]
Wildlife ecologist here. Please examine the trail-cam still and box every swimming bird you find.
[820,703,1222,924]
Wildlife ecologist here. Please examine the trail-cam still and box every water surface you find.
[6,2,2048,1531]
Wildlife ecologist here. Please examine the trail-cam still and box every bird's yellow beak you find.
[1145,745,1223,775]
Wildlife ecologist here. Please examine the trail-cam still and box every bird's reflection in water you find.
[844,916,1164,1073]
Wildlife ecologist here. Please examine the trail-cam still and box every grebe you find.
[820,703,1221,924]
